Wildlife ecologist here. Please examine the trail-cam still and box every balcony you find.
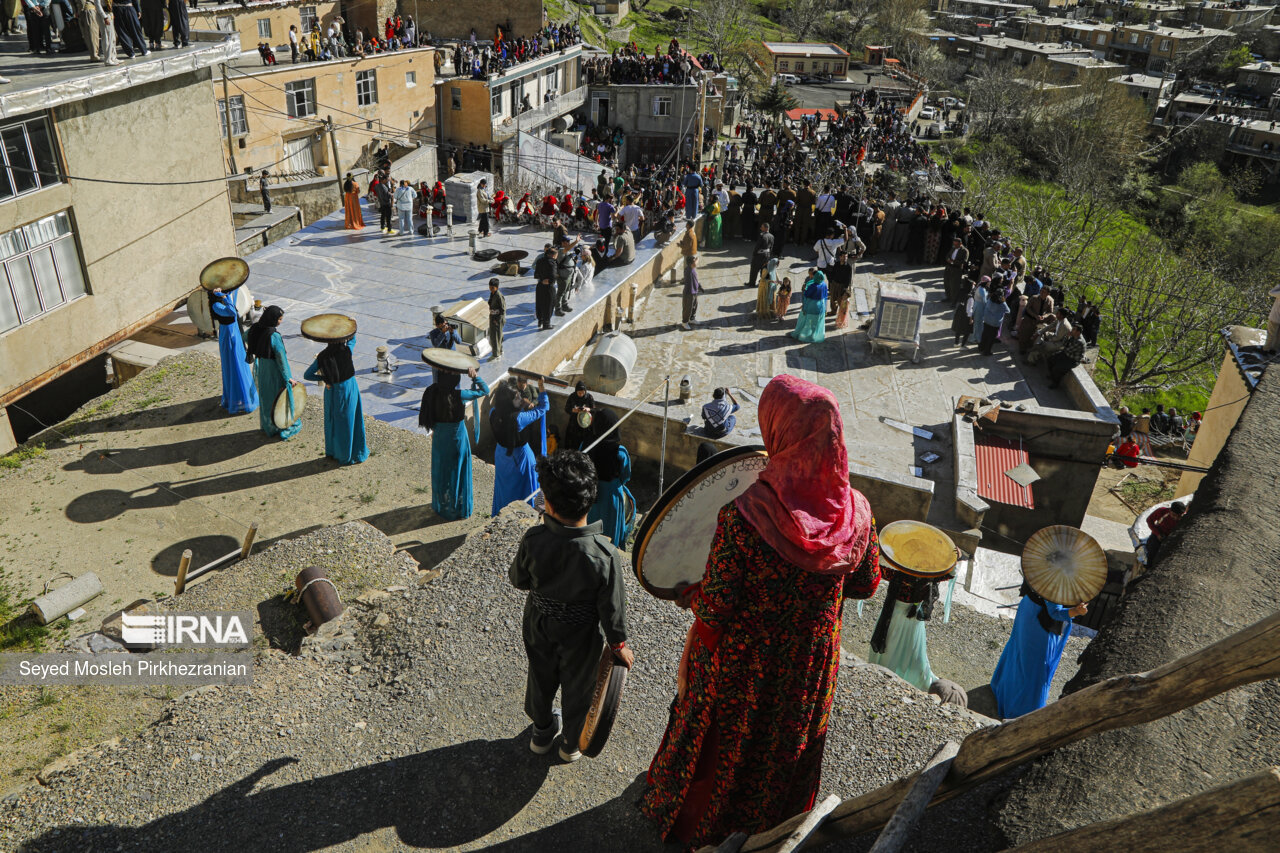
[1226,141,1280,160]
[492,86,588,142]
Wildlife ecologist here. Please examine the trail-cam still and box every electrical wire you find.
[4,147,299,187]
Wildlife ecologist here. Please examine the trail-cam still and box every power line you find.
[4,147,298,187]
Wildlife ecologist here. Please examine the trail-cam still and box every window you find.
[975,47,987,59]
[491,85,503,117]
[356,69,378,106]
[257,18,271,38]
[1096,32,1106,45]
[544,66,559,95]
[795,61,804,72]
[1141,35,1152,49]
[1158,39,1171,52]
[652,95,672,116]
[0,211,87,333]
[215,15,234,32]
[405,70,417,88]
[0,115,60,202]
[451,87,462,110]
[217,96,248,137]
[299,5,317,32]
[1129,32,1139,44]
[778,60,788,70]
[285,79,316,118]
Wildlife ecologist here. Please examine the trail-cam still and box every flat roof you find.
[1111,73,1169,88]
[1239,62,1280,73]
[761,42,850,58]
[0,31,239,120]
[1114,23,1234,38]
[227,45,436,73]
[1049,55,1123,67]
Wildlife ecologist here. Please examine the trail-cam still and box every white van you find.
[777,74,800,86]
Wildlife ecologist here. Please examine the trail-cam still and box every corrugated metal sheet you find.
[975,433,1035,509]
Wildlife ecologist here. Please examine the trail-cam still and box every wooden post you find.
[220,65,238,176]
[731,610,1280,852]
[174,549,192,595]
[868,742,959,853]
[1004,767,1280,852]
[240,522,259,559]
[776,794,840,853]
[326,115,343,190]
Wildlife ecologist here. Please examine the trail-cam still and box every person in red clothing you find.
[559,191,574,218]
[539,193,559,217]
[640,375,881,848]
[1145,500,1186,564]
[1116,436,1141,468]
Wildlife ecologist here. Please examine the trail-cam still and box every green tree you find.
[1217,44,1252,74]
[754,82,800,125]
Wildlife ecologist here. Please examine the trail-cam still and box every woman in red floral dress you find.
[640,374,881,848]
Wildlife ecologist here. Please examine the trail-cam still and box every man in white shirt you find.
[813,225,847,270]
[714,182,730,210]
[619,197,645,238]
[815,185,836,235]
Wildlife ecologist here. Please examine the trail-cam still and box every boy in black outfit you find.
[509,450,633,762]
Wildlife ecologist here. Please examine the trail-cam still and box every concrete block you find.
[445,171,493,223]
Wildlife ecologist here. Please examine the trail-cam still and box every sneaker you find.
[680,323,690,330]
[563,305,574,312]
[558,742,582,763]
[530,711,562,755]
[554,309,565,317]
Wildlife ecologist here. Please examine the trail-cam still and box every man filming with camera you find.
[427,312,462,384]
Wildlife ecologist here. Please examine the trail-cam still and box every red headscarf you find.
[735,374,873,575]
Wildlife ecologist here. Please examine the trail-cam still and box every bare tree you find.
[782,0,832,42]
[683,0,763,77]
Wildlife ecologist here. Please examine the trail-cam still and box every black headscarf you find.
[210,291,236,326]
[246,306,284,360]
[588,408,622,481]
[419,373,464,429]
[489,385,523,453]
[316,341,355,385]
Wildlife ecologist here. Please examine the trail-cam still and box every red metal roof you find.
[975,433,1036,509]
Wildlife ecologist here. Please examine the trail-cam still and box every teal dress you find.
[868,600,936,692]
[791,271,828,343]
[424,375,490,520]
[210,294,258,415]
[303,337,368,465]
[587,445,635,549]
[253,331,302,440]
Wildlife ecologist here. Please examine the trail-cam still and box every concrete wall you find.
[1179,350,1252,496]
[221,48,437,179]
[598,84,702,165]
[0,70,236,407]
[230,172,339,225]
[404,0,543,41]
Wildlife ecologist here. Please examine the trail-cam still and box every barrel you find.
[584,332,637,395]
[295,566,344,628]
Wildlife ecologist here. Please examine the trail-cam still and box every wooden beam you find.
[1003,767,1280,852]
[736,610,1280,852]
[240,522,259,559]
[868,742,960,853]
[173,549,192,595]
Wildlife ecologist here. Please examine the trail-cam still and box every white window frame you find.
[285,79,316,118]
[0,211,87,333]
[491,85,503,117]
[1158,39,1171,52]
[257,18,271,38]
[0,114,61,202]
[299,5,317,32]
[405,70,417,88]
[356,69,378,107]
[217,96,249,137]
[652,95,672,116]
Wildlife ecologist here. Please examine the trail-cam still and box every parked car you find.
[777,74,800,86]
[942,97,967,110]
[1189,82,1223,97]
[918,106,938,121]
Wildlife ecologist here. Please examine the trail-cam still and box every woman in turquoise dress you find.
[868,564,948,692]
[489,378,550,515]
[968,276,990,345]
[703,197,722,249]
[246,306,302,440]
[419,367,490,520]
[303,336,369,465]
[791,269,828,344]
[209,289,258,415]
[586,408,635,549]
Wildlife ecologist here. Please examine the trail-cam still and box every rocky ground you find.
[0,352,491,790]
[1,507,999,853]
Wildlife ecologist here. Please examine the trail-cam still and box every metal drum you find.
[584,332,637,395]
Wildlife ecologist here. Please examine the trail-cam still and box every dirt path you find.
[0,352,493,791]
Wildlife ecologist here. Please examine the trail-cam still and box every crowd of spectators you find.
[582,40,724,85]
[450,23,582,79]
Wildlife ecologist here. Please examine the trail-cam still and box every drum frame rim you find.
[198,256,250,292]
[579,648,627,758]
[272,383,306,431]
[631,444,767,600]
[878,519,960,578]
[299,313,358,344]
[420,348,480,373]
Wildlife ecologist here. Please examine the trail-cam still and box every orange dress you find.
[344,183,365,229]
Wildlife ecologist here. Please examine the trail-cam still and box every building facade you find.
[0,35,240,451]
[219,47,438,181]
[761,42,851,78]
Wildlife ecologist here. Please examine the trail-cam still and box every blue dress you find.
[991,595,1074,719]
[491,392,549,516]
[253,331,302,440]
[791,276,828,343]
[303,338,368,465]
[428,377,490,520]
[969,285,989,343]
[587,446,635,548]
[210,294,258,415]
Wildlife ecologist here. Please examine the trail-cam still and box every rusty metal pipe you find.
[295,565,343,628]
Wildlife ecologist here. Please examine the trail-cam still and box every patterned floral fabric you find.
[640,502,880,848]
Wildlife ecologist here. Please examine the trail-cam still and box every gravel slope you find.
[2,508,993,853]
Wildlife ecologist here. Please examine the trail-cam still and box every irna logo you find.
[120,611,252,648]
